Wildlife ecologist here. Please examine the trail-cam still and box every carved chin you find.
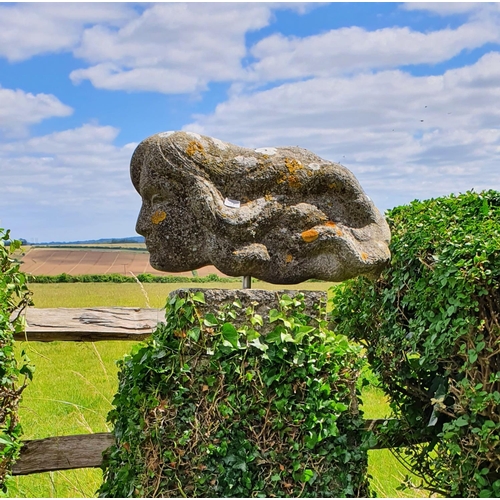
[149,252,204,273]
[149,253,181,272]
[148,253,165,272]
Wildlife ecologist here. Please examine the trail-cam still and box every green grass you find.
[24,281,331,309]
[9,282,428,497]
[360,388,429,498]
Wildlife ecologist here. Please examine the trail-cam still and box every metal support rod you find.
[242,276,252,289]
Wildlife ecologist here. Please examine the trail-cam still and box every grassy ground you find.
[9,282,428,497]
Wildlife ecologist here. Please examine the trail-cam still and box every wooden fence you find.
[12,307,417,476]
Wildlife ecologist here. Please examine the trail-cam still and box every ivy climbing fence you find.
[12,305,420,478]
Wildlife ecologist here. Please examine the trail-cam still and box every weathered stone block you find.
[131,131,390,284]
[172,288,327,334]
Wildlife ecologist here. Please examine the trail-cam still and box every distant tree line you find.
[28,273,240,284]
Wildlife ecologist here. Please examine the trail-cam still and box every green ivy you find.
[0,228,33,492]
[99,291,372,497]
[330,191,500,497]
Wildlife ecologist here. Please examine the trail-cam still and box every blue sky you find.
[1,2,500,242]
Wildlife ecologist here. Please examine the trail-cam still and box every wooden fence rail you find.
[14,307,163,342]
[12,419,416,476]
[13,433,115,476]
[12,307,425,477]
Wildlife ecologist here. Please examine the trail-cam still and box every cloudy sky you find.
[1,2,500,242]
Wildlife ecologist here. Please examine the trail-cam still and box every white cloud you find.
[0,3,134,61]
[70,3,274,93]
[402,2,491,16]
[0,124,140,241]
[248,21,500,82]
[70,63,204,94]
[5,123,121,154]
[185,52,500,211]
[2,2,500,240]
[0,86,73,137]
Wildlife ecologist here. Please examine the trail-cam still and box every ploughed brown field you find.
[20,247,227,277]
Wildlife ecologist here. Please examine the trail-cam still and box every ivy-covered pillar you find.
[99,288,372,498]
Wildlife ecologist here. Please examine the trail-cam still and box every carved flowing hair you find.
[130,131,390,283]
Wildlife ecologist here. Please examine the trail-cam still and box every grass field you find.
[9,282,428,498]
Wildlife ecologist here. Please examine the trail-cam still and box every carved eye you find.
[151,194,164,204]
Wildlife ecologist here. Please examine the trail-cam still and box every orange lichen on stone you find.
[288,174,301,189]
[336,228,343,237]
[301,229,319,243]
[361,252,369,261]
[328,183,337,189]
[151,210,167,224]
[281,158,304,189]
[285,254,293,263]
[186,140,204,156]
[285,157,303,174]
[325,221,337,228]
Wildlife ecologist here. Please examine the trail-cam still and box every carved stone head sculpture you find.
[131,131,391,284]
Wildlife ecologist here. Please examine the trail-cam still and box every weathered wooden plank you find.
[13,307,164,342]
[12,433,115,475]
[12,421,427,475]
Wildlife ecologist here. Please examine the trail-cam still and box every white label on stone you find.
[158,131,175,138]
[255,147,277,155]
[224,198,241,208]
[308,162,321,170]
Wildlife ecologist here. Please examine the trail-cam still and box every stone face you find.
[131,131,391,284]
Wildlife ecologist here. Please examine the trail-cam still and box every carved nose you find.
[135,205,148,237]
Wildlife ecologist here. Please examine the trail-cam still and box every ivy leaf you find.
[174,298,185,312]
[192,291,205,304]
[302,469,315,482]
[295,325,315,343]
[250,314,263,327]
[188,327,200,342]
[280,294,293,306]
[266,329,282,344]
[281,332,294,343]
[222,322,239,348]
[297,325,315,335]
[305,431,318,449]
[246,329,260,341]
[203,313,218,327]
[249,337,268,352]
[269,309,281,323]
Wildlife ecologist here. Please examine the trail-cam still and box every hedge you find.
[330,191,500,497]
[0,229,33,491]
